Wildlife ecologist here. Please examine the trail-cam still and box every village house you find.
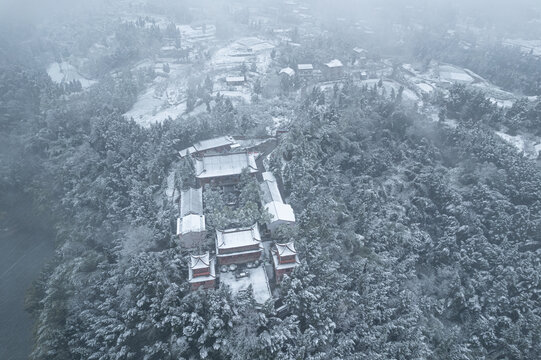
[271,242,299,283]
[178,136,239,158]
[188,252,216,290]
[297,63,314,78]
[226,76,246,87]
[324,59,344,80]
[279,67,295,78]
[215,224,263,265]
[177,187,206,249]
[353,47,367,59]
[194,151,259,186]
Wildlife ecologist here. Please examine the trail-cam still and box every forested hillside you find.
[2,59,540,358]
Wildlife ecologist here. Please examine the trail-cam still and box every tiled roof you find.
[180,187,203,217]
[216,224,261,250]
[260,172,283,203]
[179,136,237,157]
[275,242,296,257]
[265,201,295,223]
[195,152,258,179]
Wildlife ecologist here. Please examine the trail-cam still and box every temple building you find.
[177,187,206,249]
[194,151,259,186]
[264,201,296,233]
[178,136,239,158]
[188,252,216,290]
[260,172,295,233]
[271,242,299,283]
[177,214,206,249]
[215,224,263,265]
[180,187,203,217]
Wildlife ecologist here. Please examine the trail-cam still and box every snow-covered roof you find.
[178,214,206,235]
[325,59,344,68]
[275,242,296,257]
[216,224,261,250]
[297,63,313,70]
[280,67,295,77]
[188,255,216,283]
[272,251,299,270]
[179,136,238,157]
[180,187,203,217]
[226,76,246,83]
[179,146,197,158]
[265,201,296,223]
[195,152,258,179]
[353,47,367,54]
[190,252,210,269]
[260,172,283,203]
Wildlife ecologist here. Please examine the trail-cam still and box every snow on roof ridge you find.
[190,252,210,269]
[325,59,343,68]
[276,241,296,256]
[280,67,295,76]
[216,223,261,249]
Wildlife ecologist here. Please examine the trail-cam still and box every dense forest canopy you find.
[1,0,541,359]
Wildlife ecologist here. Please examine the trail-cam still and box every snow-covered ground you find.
[496,131,541,159]
[503,39,541,57]
[210,37,274,72]
[438,65,474,84]
[124,87,188,126]
[416,82,435,94]
[177,24,216,45]
[47,62,96,88]
[124,61,195,126]
[220,266,272,304]
[361,79,419,102]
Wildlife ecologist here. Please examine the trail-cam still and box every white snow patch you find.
[496,132,541,159]
[416,83,434,94]
[47,62,96,88]
[220,266,272,304]
[489,98,515,108]
[496,131,525,153]
[439,65,474,84]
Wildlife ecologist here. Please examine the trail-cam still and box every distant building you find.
[179,136,239,158]
[353,47,367,58]
[297,63,314,78]
[279,67,295,77]
[324,59,344,80]
[177,214,206,249]
[188,252,216,290]
[271,242,299,283]
[215,224,263,265]
[226,76,246,86]
[194,151,259,186]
